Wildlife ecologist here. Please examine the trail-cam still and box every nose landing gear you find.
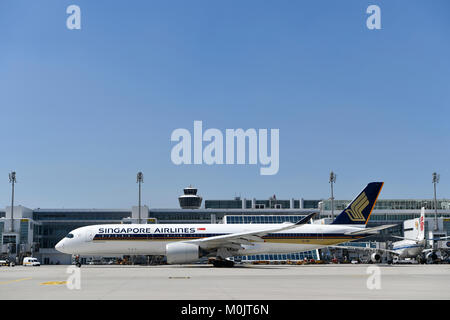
[74,255,81,268]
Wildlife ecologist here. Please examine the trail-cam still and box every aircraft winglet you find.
[295,212,318,225]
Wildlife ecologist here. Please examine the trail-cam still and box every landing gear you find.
[74,255,81,268]
[212,259,235,268]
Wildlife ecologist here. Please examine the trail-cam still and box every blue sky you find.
[0,0,449,208]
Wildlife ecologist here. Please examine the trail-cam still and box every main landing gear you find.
[212,259,235,268]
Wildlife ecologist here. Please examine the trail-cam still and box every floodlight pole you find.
[9,172,16,232]
[432,172,439,231]
[329,171,336,220]
[137,172,144,224]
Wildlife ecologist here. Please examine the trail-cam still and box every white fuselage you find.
[56,223,368,258]
[392,239,424,259]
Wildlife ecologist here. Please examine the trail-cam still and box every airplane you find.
[55,182,395,267]
[330,207,450,264]
[391,207,450,263]
[390,207,428,262]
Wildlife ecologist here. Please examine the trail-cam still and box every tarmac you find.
[0,264,449,300]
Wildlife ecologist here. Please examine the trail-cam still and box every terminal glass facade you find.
[33,210,131,249]
[206,199,316,210]
[442,219,450,235]
[33,210,129,221]
[235,252,317,262]
[19,220,29,244]
[225,215,305,224]
[205,200,246,209]
[303,200,320,209]
[225,215,318,261]
[149,210,213,223]
[0,221,3,246]
[322,199,450,211]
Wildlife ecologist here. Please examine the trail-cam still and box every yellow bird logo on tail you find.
[345,192,369,222]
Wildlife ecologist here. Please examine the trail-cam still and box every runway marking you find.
[168,277,190,279]
[0,277,32,285]
[40,281,67,285]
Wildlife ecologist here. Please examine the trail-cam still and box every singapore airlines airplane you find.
[55,182,394,267]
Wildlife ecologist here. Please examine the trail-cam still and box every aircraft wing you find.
[391,235,421,242]
[344,224,397,235]
[394,235,450,241]
[188,212,317,249]
[433,236,450,240]
[329,245,399,255]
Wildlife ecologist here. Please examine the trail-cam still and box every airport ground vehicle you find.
[23,257,41,266]
[0,259,10,266]
[87,258,103,265]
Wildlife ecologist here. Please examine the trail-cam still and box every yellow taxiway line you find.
[0,277,33,285]
[40,281,67,285]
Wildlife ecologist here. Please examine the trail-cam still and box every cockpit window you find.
[66,233,74,239]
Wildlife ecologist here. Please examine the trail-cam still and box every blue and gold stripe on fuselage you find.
[93,233,365,246]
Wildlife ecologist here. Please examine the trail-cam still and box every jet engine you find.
[371,252,382,263]
[425,251,438,263]
[166,242,200,264]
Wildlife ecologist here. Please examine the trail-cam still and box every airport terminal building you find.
[1,187,450,264]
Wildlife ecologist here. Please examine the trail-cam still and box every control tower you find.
[178,186,203,209]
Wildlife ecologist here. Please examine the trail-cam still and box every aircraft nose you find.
[55,240,65,253]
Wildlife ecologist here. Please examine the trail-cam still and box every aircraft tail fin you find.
[331,182,384,225]
[418,207,425,241]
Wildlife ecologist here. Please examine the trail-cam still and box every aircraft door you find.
[316,226,323,243]
[85,228,95,242]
